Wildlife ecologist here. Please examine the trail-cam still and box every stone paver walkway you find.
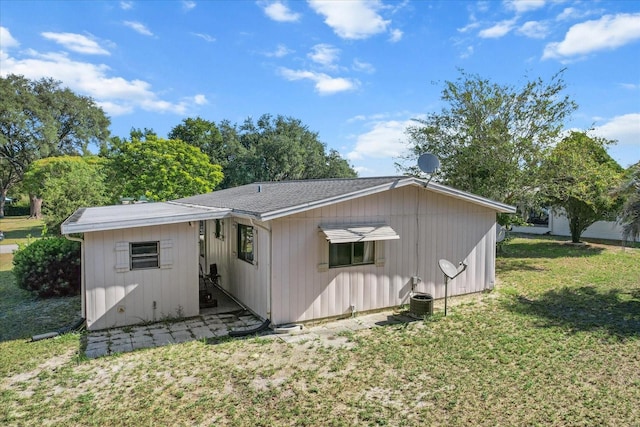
[84,310,263,358]
[84,309,420,358]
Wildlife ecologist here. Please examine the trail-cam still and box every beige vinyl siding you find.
[83,222,199,330]
[270,185,497,325]
[204,218,270,319]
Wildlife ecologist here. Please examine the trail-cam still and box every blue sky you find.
[1,0,639,176]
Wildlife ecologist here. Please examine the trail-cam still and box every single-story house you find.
[61,176,515,331]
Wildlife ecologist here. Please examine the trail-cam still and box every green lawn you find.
[0,216,45,246]
[1,236,639,426]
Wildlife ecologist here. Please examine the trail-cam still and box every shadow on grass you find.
[1,218,44,241]
[496,259,550,274]
[499,240,605,259]
[0,269,81,342]
[503,286,640,339]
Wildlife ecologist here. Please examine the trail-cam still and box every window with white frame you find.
[130,241,159,270]
[329,241,375,268]
[237,224,254,263]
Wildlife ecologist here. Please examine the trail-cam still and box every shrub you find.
[13,237,81,297]
[4,205,30,216]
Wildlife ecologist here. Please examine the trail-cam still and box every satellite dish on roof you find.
[418,153,440,174]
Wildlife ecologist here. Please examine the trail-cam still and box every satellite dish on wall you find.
[418,153,440,174]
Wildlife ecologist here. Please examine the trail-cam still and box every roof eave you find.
[258,177,515,220]
[424,181,517,213]
[61,208,232,234]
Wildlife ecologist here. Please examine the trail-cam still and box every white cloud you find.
[265,44,293,58]
[193,94,207,105]
[352,59,375,74]
[478,19,517,38]
[556,7,601,22]
[347,119,413,160]
[308,0,390,39]
[620,83,639,90]
[347,114,367,123]
[182,1,196,11]
[543,13,640,60]
[353,165,373,175]
[279,68,358,95]
[517,21,549,39]
[389,28,403,42]
[97,100,133,116]
[0,47,198,117]
[459,45,474,59]
[592,113,640,147]
[504,0,545,14]
[41,32,110,55]
[192,32,215,42]
[261,1,301,23]
[120,1,133,10]
[0,27,19,50]
[123,21,153,36]
[308,44,340,67]
[556,7,577,21]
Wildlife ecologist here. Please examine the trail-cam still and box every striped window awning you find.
[319,224,400,244]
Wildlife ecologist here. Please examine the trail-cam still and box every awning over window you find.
[319,224,400,244]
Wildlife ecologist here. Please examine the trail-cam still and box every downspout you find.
[65,234,86,323]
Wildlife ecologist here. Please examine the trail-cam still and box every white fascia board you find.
[62,204,231,234]
[425,181,516,213]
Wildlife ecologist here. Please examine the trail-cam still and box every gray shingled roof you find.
[174,177,405,218]
[174,176,516,221]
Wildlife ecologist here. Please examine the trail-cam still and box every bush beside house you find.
[13,237,81,297]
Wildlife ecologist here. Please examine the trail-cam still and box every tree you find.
[0,74,110,217]
[105,135,223,201]
[169,117,225,164]
[182,114,356,188]
[540,131,623,243]
[22,156,109,235]
[400,69,577,223]
[616,162,640,243]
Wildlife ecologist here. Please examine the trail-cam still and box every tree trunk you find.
[0,189,6,218]
[30,194,43,219]
[569,219,581,243]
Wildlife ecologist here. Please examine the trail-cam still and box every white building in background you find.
[511,210,637,242]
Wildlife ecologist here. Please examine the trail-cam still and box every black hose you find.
[57,317,86,334]
[228,319,271,337]
[31,318,85,342]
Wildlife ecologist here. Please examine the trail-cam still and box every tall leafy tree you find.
[169,117,226,164]
[105,135,223,201]
[400,69,577,222]
[22,156,109,235]
[189,114,356,188]
[0,74,110,217]
[540,131,623,243]
[616,162,640,244]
